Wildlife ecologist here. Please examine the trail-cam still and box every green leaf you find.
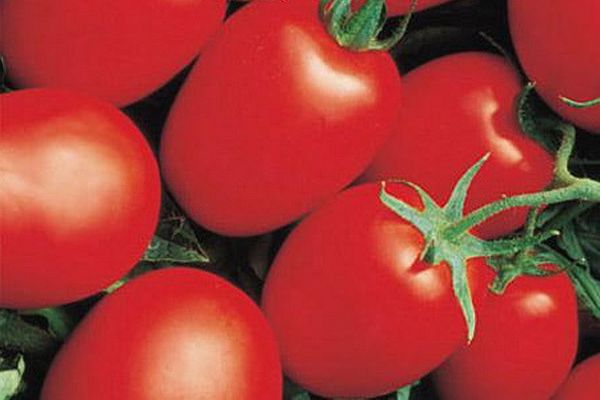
[19,308,75,342]
[0,354,25,400]
[446,252,476,342]
[152,195,211,264]
[338,0,385,50]
[568,264,600,319]
[142,236,209,264]
[0,310,56,355]
[444,154,490,220]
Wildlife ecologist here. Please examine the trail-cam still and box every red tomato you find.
[360,52,554,239]
[160,0,402,236]
[262,183,492,398]
[434,270,578,400]
[1,0,226,106]
[240,0,451,16]
[0,89,161,309]
[554,353,600,400]
[41,268,282,399]
[508,0,600,133]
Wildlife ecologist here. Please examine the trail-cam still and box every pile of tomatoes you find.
[1,0,600,399]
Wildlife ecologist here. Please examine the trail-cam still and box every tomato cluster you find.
[1,0,599,399]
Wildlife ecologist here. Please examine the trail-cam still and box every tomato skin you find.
[434,271,578,400]
[360,52,554,239]
[262,183,492,398]
[0,89,161,309]
[1,0,226,106]
[160,0,402,236]
[508,0,600,133]
[41,268,282,400]
[554,354,600,400]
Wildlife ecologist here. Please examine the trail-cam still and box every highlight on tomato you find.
[41,268,283,400]
[433,267,578,400]
[0,88,161,309]
[360,52,554,239]
[160,0,404,236]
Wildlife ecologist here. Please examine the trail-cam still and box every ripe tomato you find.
[1,0,226,106]
[0,89,161,309]
[434,270,578,400]
[554,353,600,400]
[261,183,492,398]
[360,52,554,239]
[41,268,282,399]
[160,0,402,236]
[508,0,600,133]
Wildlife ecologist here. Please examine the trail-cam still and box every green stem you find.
[448,123,600,235]
[450,181,600,235]
[560,95,600,109]
[568,266,600,315]
[552,123,579,186]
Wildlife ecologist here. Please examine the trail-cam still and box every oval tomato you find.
[554,353,600,400]
[434,270,578,400]
[261,183,492,398]
[0,89,161,309]
[160,0,402,236]
[360,52,554,239]
[41,268,282,399]
[508,0,600,133]
[1,0,226,106]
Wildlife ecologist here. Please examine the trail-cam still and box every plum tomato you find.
[41,268,282,399]
[1,0,226,106]
[434,269,578,400]
[160,0,402,236]
[360,52,554,239]
[554,353,600,400]
[0,89,161,309]
[508,0,600,133]
[262,182,492,398]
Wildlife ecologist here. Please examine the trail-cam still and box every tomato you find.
[0,89,161,309]
[41,268,282,399]
[160,0,402,236]
[508,0,600,133]
[360,52,554,239]
[261,183,492,398]
[239,0,452,16]
[554,353,600,400]
[1,0,226,106]
[434,270,578,400]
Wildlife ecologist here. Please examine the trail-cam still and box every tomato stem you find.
[449,125,600,235]
[560,95,600,109]
[319,0,416,51]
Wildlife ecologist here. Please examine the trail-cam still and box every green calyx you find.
[560,95,600,109]
[380,157,554,342]
[319,0,416,51]
[380,116,600,342]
